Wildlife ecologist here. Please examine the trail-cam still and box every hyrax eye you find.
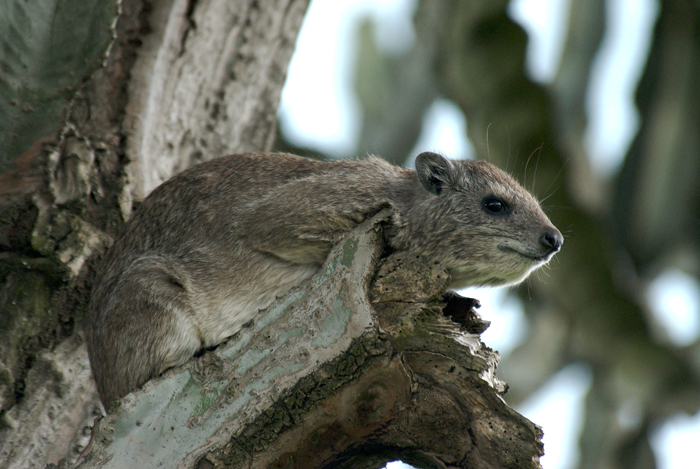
[482,196,510,214]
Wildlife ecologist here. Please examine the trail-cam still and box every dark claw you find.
[442,291,490,334]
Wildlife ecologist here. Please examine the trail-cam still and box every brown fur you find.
[86,152,562,407]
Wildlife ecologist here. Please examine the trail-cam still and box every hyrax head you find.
[409,151,563,288]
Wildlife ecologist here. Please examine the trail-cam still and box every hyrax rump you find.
[86,151,562,407]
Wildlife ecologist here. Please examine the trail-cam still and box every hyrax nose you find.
[539,228,563,253]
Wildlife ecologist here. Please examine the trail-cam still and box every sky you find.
[278,0,700,467]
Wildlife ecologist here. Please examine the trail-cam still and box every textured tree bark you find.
[75,213,544,469]
[0,0,308,467]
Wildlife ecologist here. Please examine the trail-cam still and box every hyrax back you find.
[86,151,562,407]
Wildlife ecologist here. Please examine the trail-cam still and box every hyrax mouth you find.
[499,245,558,264]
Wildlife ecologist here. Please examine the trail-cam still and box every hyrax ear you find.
[415,152,456,195]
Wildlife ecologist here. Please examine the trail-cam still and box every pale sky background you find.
[278,0,700,467]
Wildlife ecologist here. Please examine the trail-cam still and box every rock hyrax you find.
[86,151,562,407]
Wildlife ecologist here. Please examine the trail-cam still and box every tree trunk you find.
[0,0,308,467]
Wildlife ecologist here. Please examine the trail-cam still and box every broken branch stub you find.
[77,211,543,469]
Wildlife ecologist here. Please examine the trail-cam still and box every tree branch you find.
[77,212,543,469]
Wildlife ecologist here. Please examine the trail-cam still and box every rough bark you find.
[75,213,543,469]
[0,0,308,467]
